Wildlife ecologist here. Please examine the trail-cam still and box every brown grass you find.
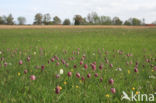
[0,25,156,29]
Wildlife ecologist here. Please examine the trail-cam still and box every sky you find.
[0,0,156,24]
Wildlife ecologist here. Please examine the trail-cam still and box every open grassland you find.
[0,28,156,103]
[0,25,156,29]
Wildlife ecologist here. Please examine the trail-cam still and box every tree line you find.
[0,12,155,25]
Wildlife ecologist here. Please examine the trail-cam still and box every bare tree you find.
[100,16,112,25]
[43,13,51,25]
[87,12,100,24]
[17,17,26,25]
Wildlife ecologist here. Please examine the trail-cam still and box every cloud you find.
[0,0,156,24]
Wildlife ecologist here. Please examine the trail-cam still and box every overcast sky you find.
[0,0,156,24]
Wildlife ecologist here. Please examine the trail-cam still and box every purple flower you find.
[87,73,91,78]
[94,73,98,77]
[30,75,36,80]
[76,72,80,78]
[68,72,72,77]
[19,60,23,65]
[111,88,116,94]
[109,78,114,85]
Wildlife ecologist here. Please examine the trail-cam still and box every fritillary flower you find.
[30,75,36,80]
[111,88,116,94]
[99,64,103,70]
[100,77,103,82]
[55,86,61,94]
[84,64,88,69]
[60,69,64,75]
[94,73,98,77]
[134,67,138,72]
[80,61,83,65]
[56,74,60,78]
[68,72,72,77]
[109,78,114,85]
[81,76,85,81]
[51,58,55,62]
[41,65,45,71]
[27,56,31,62]
[24,69,28,74]
[153,66,156,71]
[19,60,23,65]
[110,64,113,68]
[76,72,80,78]
[87,73,91,78]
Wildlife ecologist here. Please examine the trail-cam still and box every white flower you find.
[8,63,12,65]
[116,68,122,71]
[34,52,36,55]
[60,69,64,75]
[149,75,156,79]
[0,51,2,54]
[92,53,95,55]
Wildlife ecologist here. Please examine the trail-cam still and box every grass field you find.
[0,27,156,103]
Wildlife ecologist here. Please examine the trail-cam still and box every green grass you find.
[0,28,156,103]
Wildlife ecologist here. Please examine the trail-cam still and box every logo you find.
[121,91,156,102]
[121,91,131,101]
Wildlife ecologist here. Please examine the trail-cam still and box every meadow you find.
[0,27,156,103]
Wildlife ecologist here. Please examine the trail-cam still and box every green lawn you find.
[0,28,156,103]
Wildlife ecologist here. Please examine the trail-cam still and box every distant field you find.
[0,28,156,103]
[0,25,156,29]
